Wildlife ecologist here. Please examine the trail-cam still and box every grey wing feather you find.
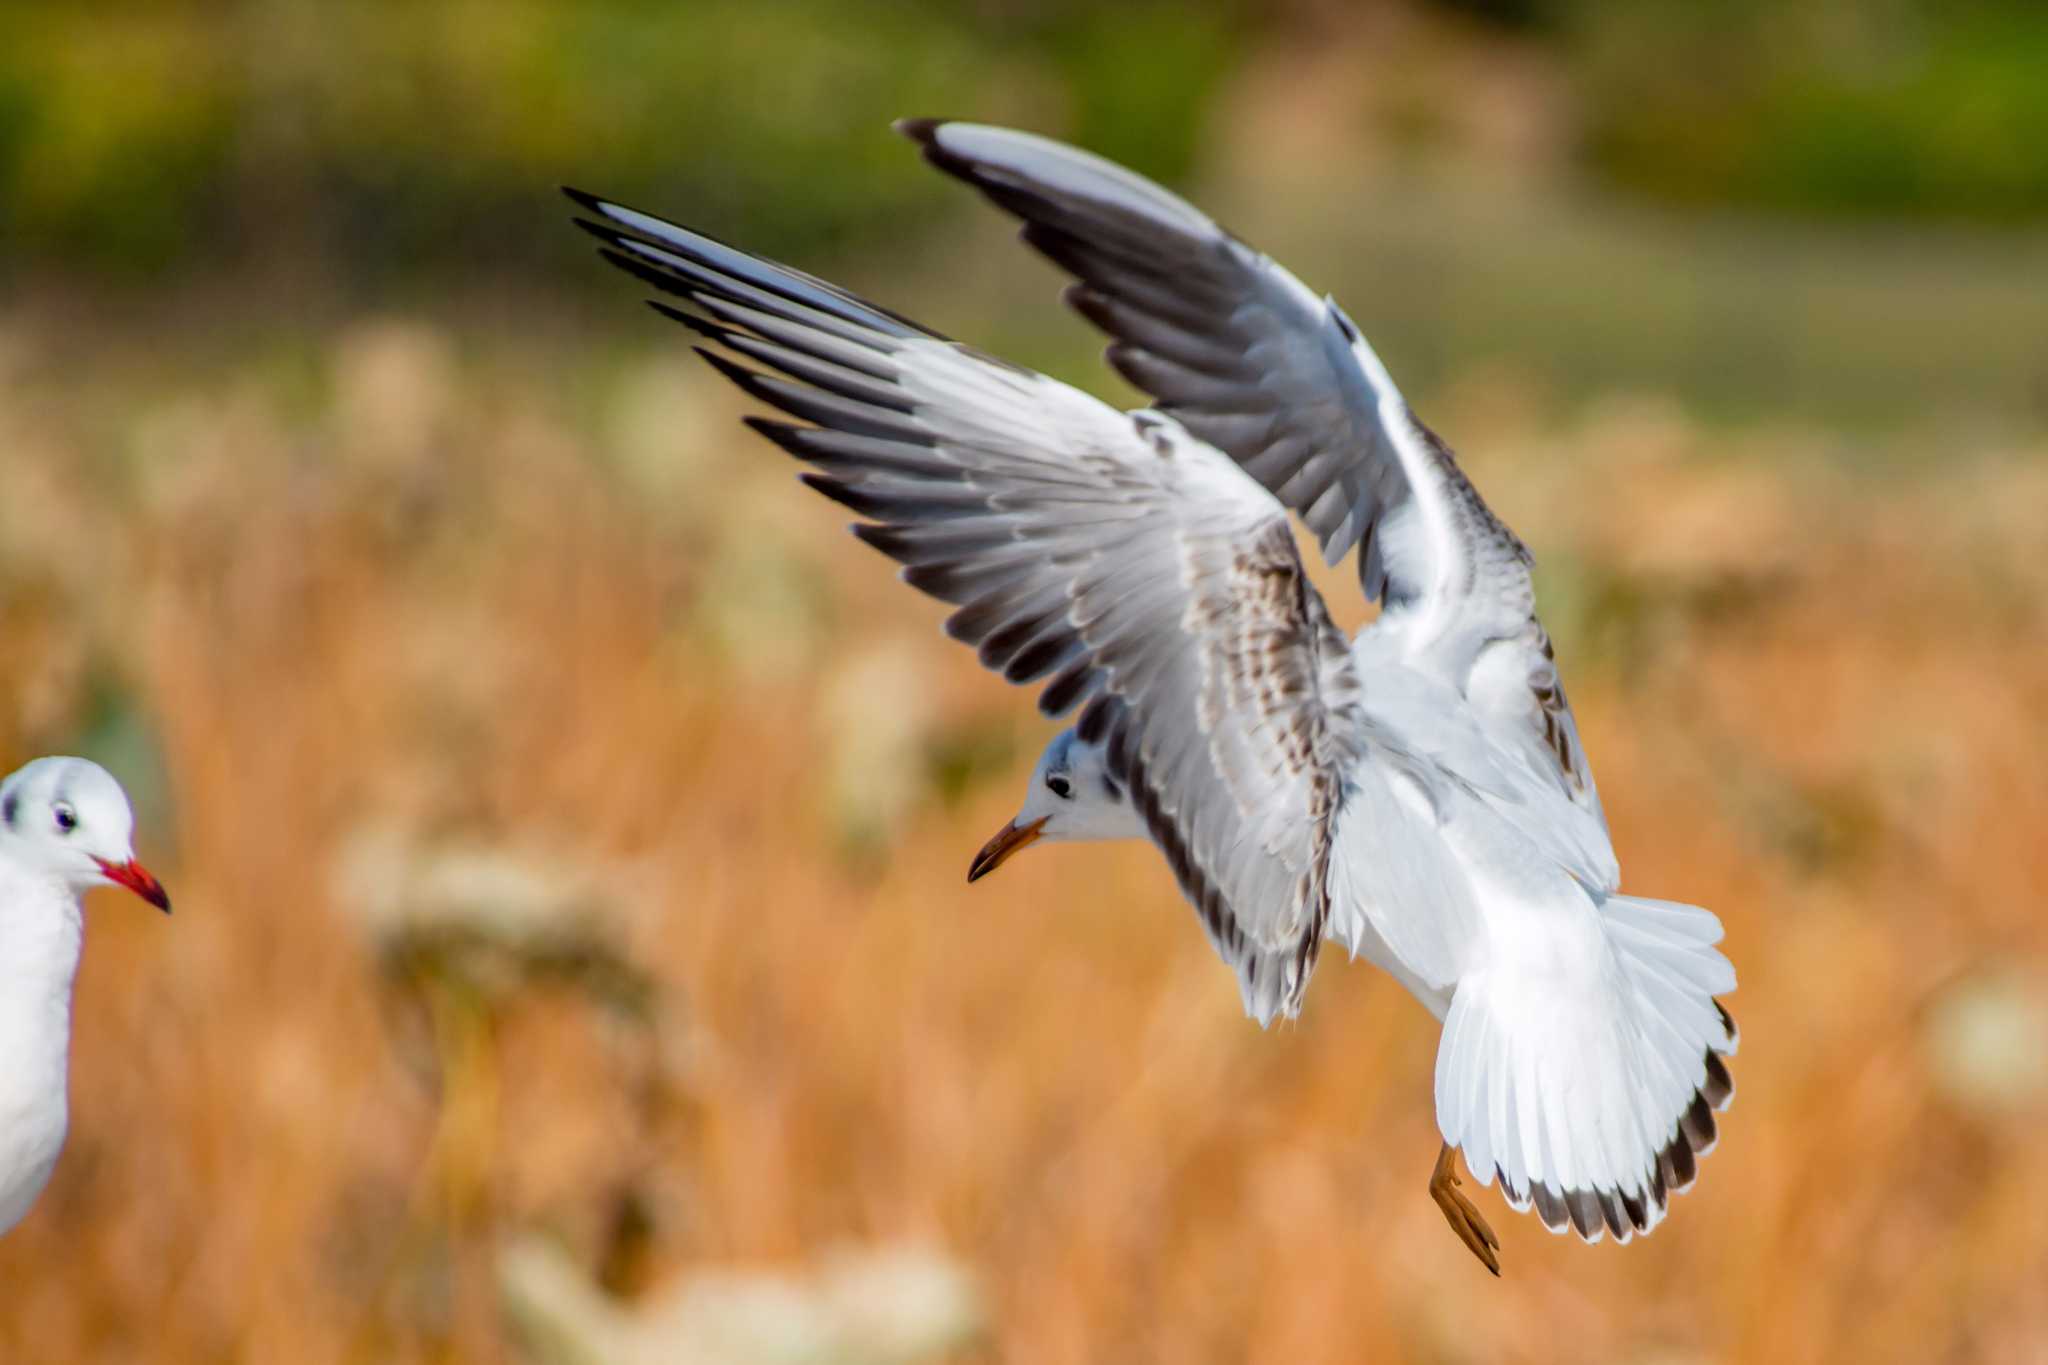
[901,120,1607,831]
[569,187,1370,1022]
[900,119,1408,594]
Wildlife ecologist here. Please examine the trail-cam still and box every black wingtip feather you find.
[579,199,941,343]
[1036,654,1101,717]
[647,299,726,341]
[596,246,698,300]
[893,117,947,146]
[1076,693,1120,744]
[741,416,812,460]
[569,215,615,244]
[1063,282,1115,334]
[850,521,914,561]
[571,194,758,263]
[694,345,779,405]
[1001,631,1081,685]
[798,471,885,516]
[898,117,1000,191]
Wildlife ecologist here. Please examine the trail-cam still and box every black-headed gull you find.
[566,120,1736,1274]
[0,757,169,1236]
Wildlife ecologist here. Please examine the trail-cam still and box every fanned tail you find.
[1436,893,1738,1243]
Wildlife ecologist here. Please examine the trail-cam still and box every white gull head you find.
[0,757,168,912]
[967,729,1144,883]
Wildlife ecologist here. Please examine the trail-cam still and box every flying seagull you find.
[566,120,1736,1273]
[0,757,169,1236]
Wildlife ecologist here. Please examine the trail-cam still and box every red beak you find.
[95,858,171,914]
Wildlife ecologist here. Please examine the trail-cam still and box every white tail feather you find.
[1435,892,1737,1243]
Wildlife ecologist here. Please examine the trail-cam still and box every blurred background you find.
[3,1,2046,1361]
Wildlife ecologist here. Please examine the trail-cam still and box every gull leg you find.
[1429,1142,1501,1276]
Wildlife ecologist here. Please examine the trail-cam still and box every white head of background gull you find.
[0,757,169,1237]
[567,118,1738,1275]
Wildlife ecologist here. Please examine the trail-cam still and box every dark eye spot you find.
[1045,774,1073,799]
[1,793,16,829]
[53,802,77,835]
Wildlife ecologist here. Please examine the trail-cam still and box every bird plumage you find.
[0,865,82,1234]
[567,120,1737,1255]
[0,757,168,1237]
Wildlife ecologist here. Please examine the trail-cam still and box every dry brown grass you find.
[1,314,2045,1364]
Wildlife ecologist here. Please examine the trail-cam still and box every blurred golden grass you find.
[1,314,2046,1364]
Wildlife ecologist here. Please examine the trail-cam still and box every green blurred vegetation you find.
[3,0,2044,290]
[1572,0,2048,220]
[0,0,1242,283]
[0,1,2043,436]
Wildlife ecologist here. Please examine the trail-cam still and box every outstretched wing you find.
[568,189,1372,1022]
[901,119,1605,830]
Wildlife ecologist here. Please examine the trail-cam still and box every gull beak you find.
[95,857,172,914]
[967,816,1048,884]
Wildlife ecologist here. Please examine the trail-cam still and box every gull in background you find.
[0,758,170,1237]
[567,119,1736,1274]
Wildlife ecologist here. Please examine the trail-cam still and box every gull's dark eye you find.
[53,802,78,835]
[1045,773,1073,799]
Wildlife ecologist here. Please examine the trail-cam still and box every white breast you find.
[0,869,83,1236]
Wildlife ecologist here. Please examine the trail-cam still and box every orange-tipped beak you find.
[967,816,1047,884]
[95,857,171,914]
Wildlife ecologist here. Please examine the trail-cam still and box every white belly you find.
[0,1088,67,1235]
